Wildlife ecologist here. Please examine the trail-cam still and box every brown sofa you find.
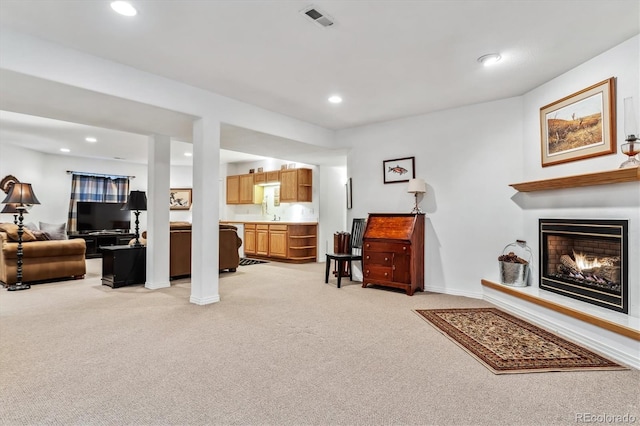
[138,222,242,278]
[0,224,86,286]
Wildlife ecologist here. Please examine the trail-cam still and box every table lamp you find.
[123,190,147,247]
[407,178,426,214]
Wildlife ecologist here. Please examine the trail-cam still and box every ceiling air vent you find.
[301,5,334,28]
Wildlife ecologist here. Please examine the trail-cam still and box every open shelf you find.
[510,167,640,192]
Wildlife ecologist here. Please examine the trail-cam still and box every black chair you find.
[325,218,366,288]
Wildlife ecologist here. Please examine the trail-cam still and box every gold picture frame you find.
[540,77,616,167]
[170,188,192,210]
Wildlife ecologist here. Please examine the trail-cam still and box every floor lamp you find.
[1,183,41,291]
[1,203,26,225]
[123,190,147,247]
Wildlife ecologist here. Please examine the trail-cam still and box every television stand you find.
[69,232,135,259]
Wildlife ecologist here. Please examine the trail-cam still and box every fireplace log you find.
[560,255,579,274]
[595,265,621,283]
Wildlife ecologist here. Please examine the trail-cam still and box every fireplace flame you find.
[573,251,602,272]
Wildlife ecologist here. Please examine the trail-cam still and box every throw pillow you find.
[24,222,39,232]
[0,223,37,242]
[33,230,51,241]
[39,222,68,240]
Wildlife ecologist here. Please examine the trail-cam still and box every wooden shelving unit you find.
[510,167,640,192]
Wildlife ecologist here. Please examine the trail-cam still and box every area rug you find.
[414,307,626,374]
[239,258,268,266]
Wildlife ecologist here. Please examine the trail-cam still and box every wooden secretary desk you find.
[362,213,425,295]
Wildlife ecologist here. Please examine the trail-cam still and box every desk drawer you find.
[363,264,393,281]
[364,252,392,266]
[364,241,411,254]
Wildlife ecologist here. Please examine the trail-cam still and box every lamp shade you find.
[1,183,40,206]
[1,203,27,214]
[407,178,426,194]
[123,190,147,211]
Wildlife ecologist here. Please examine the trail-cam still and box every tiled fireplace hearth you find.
[539,219,628,313]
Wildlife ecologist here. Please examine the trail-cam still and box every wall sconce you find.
[407,178,426,214]
[1,183,40,291]
[620,96,640,168]
[123,190,147,247]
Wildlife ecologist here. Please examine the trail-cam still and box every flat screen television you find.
[76,202,131,233]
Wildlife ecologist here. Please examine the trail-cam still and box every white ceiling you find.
[0,0,638,165]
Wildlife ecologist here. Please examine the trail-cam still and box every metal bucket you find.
[499,240,532,287]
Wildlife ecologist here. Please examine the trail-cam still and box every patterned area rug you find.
[239,258,268,266]
[414,308,626,374]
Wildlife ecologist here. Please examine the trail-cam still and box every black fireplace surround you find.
[539,219,628,313]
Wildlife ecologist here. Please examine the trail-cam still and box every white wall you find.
[518,35,640,317]
[338,97,524,298]
[0,144,198,233]
[318,165,347,260]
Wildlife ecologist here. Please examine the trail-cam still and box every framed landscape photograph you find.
[383,157,415,184]
[540,77,616,167]
[170,188,192,210]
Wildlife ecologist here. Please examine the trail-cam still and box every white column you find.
[190,117,220,304]
[146,134,171,289]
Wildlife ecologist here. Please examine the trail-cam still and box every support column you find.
[146,133,171,289]
[190,117,220,305]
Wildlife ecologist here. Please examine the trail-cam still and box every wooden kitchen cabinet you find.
[280,168,312,203]
[226,175,240,204]
[241,222,317,263]
[287,224,317,261]
[256,224,269,256]
[226,174,263,204]
[362,213,424,296]
[243,224,256,255]
[239,174,256,204]
[268,224,288,258]
[254,170,280,184]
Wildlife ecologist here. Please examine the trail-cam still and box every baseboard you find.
[423,284,482,300]
[145,281,170,290]
[189,294,220,305]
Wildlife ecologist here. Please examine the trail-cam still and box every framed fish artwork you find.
[383,157,415,184]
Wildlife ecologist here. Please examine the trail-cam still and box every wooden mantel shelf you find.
[510,167,640,192]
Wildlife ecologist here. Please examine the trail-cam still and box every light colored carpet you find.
[0,259,638,426]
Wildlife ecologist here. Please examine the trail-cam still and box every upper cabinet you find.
[226,174,263,204]
[254,170,280,185]
[280,168,312,203]
[226,168,312,204]
[226,175,240,204]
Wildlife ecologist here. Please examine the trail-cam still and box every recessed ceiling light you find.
[184,152,192,157]
[85,137,97,143]
[477,53,502,67]
[328,95,343,104]
[60,148,70,153]
[111,1,137,17]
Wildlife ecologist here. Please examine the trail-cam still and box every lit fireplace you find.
[539,219,628,313]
